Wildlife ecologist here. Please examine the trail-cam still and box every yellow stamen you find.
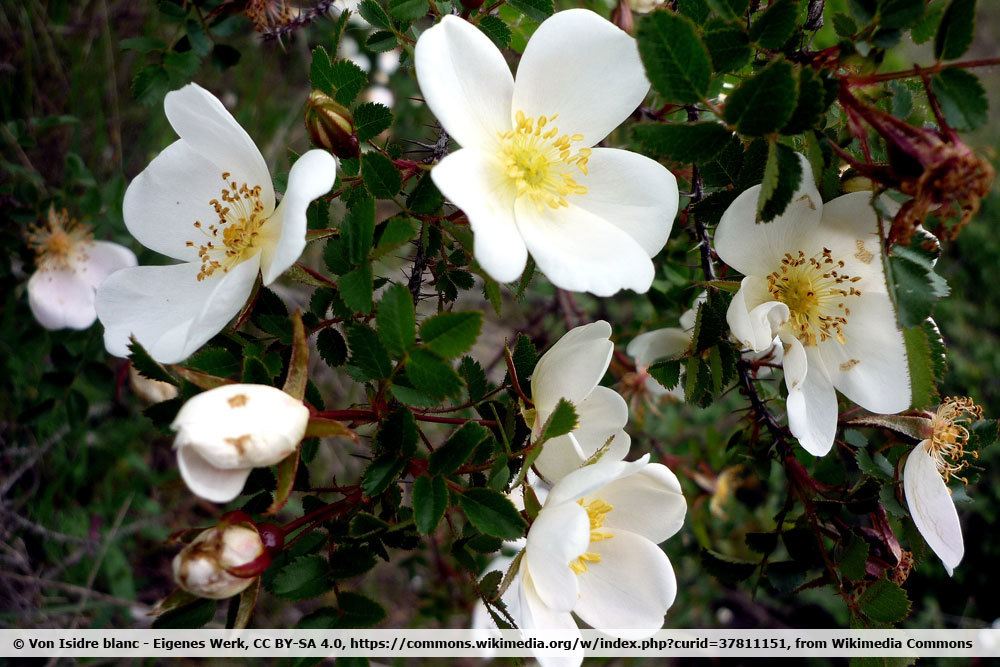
[927,397,983,484]
[190,173,268,281]
[27,207,92,271]
[569,498,613,574]
[766,247,862,346]
[497,111,590,210]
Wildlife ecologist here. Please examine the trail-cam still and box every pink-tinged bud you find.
[171,524,265,599]
[256,522,285,552]
[305,90,360,159]
[611,0,634,34]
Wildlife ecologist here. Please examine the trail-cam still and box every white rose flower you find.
[172,383,310,503]
[26,208,136,331]
[530,321,631,483]
[95,83,337,364]
[128,366,179,404]
[903,397,982,575]
[414,10,678,296]
[172,524,264,599]
[715,155,911,456]
[510,456,686,644]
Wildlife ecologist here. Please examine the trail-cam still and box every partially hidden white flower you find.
[172,383,310,503]
[715,154,911,456]
[172,523,264,599]
[96,83,337,364]
[129,366,179,404]
[530,321,631,484]
[625,295,703,403]
[26,207,136,331]
[500,456,686,651]
[414,10,678,296]
[903,397,983,576]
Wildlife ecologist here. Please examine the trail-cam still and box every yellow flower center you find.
[928,397,982,484]
[187,172,268,281]
[766,248,862,346]
[497,111,591,210]
[569,498,613,575]
[27,208,92,271]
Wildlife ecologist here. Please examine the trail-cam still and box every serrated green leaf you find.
[649,359,683,390]
[633,121,732,163]
[637,11,712,104]
[783,67,835,134]
[678,0,710,22]
[857,578,911,624]
[298,593,386,628]
[749,0,798,49]
[354,102,393,142]
[361,152,401,199]
[902,325,938,409]
[128,337,178,385]
[373,216,418,258]
[271,555,331,600]
[458,488,526,540]
[700,548,756,585]
[389,0,428,22]
[889,246,949,327]
[724,59,798,136]
[358,0,392,28]
[911,1,945,43]
[377,283,416,357]
[342,194,376,265]
[339,264,374,313]
[407,348,464,400]
[931,68,987,131]
[152,598,217,628]
[317,328,348,367]
[459,356,490,403]
[935,0,975,59]
[707,0,750,19]
[406,172,443,214]
[539,398,578,443]
[702,17,751,72]
[478,15,512,48]
[366,30,398,52]
[757,140,803,222]
[833,12,858,38]
[840,534,871,580]
[506,0,552,22]
[419,311,482,358]
[346,323,393,380]
[413,475,449,534]
[430,422,491,475]
[877,0,924,29]
[311,48,368,105]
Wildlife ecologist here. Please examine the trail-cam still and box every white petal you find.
[598,463,686,543]
[678,292,708,332]
[903,441,964,575]
[786,347,838,456]
[627,328,690,367]
[96,256,259,363]
[574,148,678,256]
[515,199,654,296]
[535,387,630,483]
[534,434,588,484]
[524,501,589,611]
[573,528,676,636]
[76,241,138,289]
[27,269,98,330]
[817,191,891,290]
[414,15,514,149]
[727,277,789,352]
[714,153,822,277]
[512,9,649,147]
[782,334,808,392]
[531,322,613,416]
[164,83,274,211]
[430,149,527,283]
[520,573,583,667]
[817,291,911,414]
[260,149,337,285]
[177,445,252,503]
[545,455,651,507]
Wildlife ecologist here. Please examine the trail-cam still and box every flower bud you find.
[172,524,265,599]
[172,384,310,503]
[129,365,179,404]
[305,90,360,159]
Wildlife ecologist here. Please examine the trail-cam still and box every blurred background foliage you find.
[2,0,1000,649]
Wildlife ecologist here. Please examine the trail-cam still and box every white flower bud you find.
[129,366,179,404]
[628,0,663,13]
[172,525,264,599]
[172,384,310,503]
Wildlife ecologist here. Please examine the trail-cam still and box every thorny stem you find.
[844,57,1000,85]
[313,407,498,428]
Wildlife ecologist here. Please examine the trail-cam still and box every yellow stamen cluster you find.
[188,173,267,281]
[245,0,293,32]
[766,248,862,346]
[27,207,92,271]
[928,397,983,484]
[498,111,591,210]
[569,498,613,575]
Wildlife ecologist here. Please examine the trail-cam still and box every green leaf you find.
[707,0,750,19]
[152,598,216,629]
[912,1,945,43]
[419,312,483,358]
[339,264,374,314]
[782,67,835,134]
[757,140,803,222]
[358,0,392,28]
[749,0,798,49]
[346,323,393,380]
[388,0,428,22]
[649,359,682,390]
[271,555,331,600]
[298,593,387,628]
[934,0,975,59]
[678,0,710,23]
[724,59,798,136]
[430,422,491,475]
[839,534,871,580]
[128,337,178,385]
[373,216,418,258]
[317,328,348,367]
[857,578,911,624]
[354,102,393,142]
[342,195,376,265]
[377,284,417,357]
[539,398,578,443]
[407,348,464,400]
[700,548,756,585]
[931,68,987,131]
[833,12,858,38]
[361,152,402,199]
[459,356,490,403]
[366,31,398,52]
[637,12,712,104]
[702,18,751,73]
[458,488,526,540]
[877,0,924,30]
[407,173,444,214]
[633,121,732,163]
[413,475,449,534]
[506,0,552,22]
[310,48,368,105]
[856,447,893,480]
[478,15,512,48]
[889,246,950,327]
[903,325,939,409]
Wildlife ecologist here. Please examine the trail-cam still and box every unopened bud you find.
[172,524,265,599]
[129,365,179,404]
[305,90,359,159]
